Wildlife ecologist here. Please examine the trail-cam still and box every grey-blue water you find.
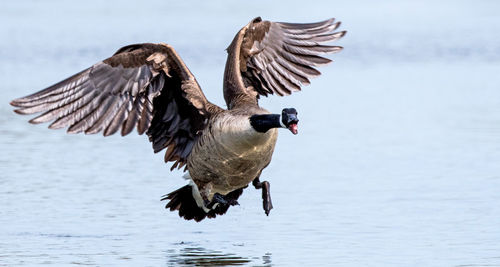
[1,0,500,266]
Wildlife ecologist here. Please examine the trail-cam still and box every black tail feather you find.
[162,185,245,222]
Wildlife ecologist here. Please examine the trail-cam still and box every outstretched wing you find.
[223,17,346,108]
[10,43,222,170]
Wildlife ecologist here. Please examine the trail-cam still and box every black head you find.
[281,108,299,135]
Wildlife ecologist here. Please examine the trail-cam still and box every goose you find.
[10,17,346,222]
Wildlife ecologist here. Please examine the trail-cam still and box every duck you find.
[10,17,346,222]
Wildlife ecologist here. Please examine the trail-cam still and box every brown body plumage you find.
[188,107,278,199]
[10,17,346,221]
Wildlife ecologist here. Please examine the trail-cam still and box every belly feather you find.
[187,117,278,196]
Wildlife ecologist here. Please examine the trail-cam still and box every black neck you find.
[249,114,282,133]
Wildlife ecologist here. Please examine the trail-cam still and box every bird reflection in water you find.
[166,245,272,266]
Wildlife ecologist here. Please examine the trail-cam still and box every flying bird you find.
[10,17,346,221]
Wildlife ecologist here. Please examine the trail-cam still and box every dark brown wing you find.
[10,43,223,170]
[223,17,346,108]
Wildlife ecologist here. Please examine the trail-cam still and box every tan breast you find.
[187,113,278,199]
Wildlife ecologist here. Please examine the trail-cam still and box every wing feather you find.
[103,97,131,136]
[268,62,301,92]
[223,17,345,106]
[11,43,223,169]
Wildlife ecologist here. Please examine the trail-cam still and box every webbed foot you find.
[208,193,239,209]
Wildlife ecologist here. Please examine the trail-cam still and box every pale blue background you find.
[1,0,500,266]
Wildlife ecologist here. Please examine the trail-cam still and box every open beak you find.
[288,123,298,135]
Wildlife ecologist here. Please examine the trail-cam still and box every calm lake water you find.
[2,0,500,266]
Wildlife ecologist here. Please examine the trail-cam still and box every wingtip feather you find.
[14,109,29,115]
[48,121,66,130]
[10,99,20,107]
[28,117,42,124]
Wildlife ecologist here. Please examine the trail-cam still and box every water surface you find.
[1,0,500,266]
